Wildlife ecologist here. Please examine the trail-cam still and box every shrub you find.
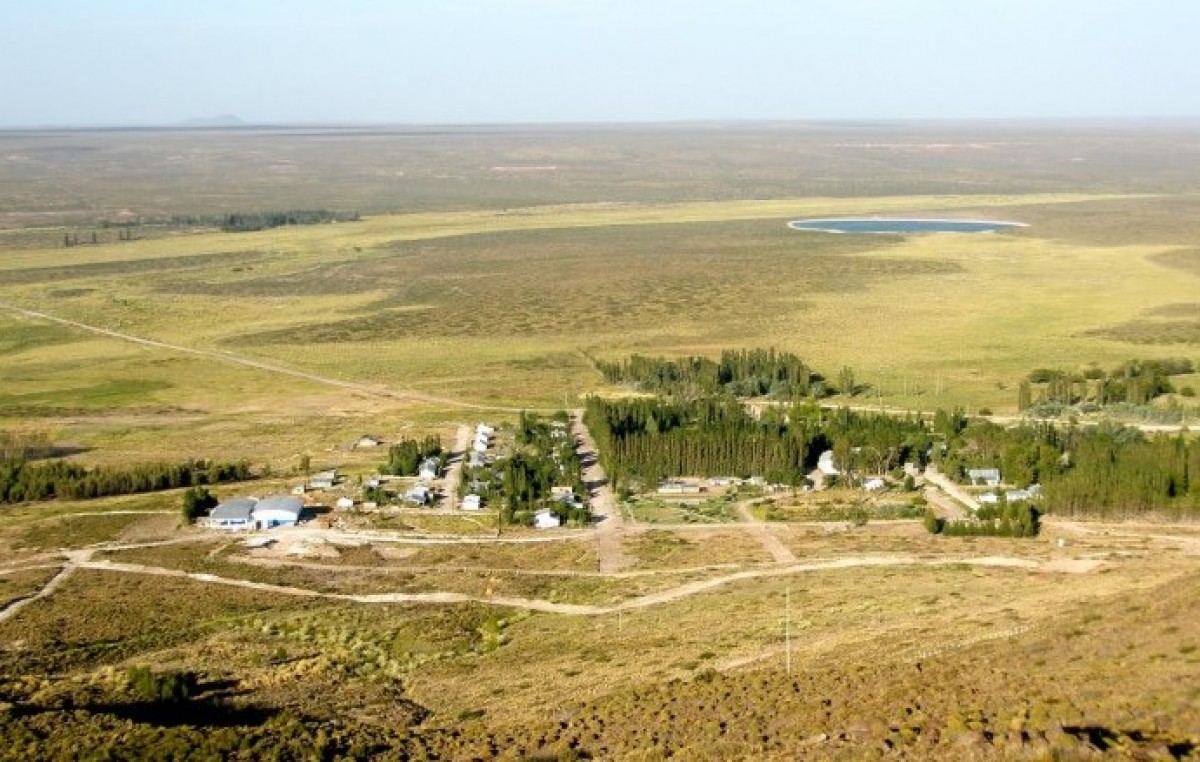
[127,666,199,703]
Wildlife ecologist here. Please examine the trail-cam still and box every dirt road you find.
[58,552,1099,618]
[922,468,980,512]
[572,411,630,573]
[441,424,472,512]
[733,500,797,563]
[0,303,528,413]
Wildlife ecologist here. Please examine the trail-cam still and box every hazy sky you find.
[3,0,1198,125]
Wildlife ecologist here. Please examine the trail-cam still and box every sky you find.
[2,0,1198,126]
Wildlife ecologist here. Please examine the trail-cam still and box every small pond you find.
[788,218,1026,234]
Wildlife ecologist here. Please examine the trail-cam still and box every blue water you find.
[788,218,1026,234]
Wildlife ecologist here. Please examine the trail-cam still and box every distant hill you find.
[177,114,246,128]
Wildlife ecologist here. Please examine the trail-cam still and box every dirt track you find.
[0,302,529,413]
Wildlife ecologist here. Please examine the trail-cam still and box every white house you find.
[209,498,257,530]
[475,423,495,437]
[1005,488,1038,503]
[405,485,432,505]
[657,480,702,495]
[863,477,886,492]
[472,438,489,454]
[251,496,303,529]
[309,470,338,490]
[979,492,1000,505]
[534,509,562,529]
[418,457,440,482]
[354,435,383,449]
[462,494,482,511]
[335,497,355,510]
[966,468,1001,487]
[468,452,487,469]
[818,450,840,476]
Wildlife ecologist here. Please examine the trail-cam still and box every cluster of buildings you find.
[462,423,495,512]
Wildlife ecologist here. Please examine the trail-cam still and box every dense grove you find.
[382,437,443,477]
[932,415,1200,518]
[1019,357,1196,410]
[595,348,833,399]
[586,383,1200,518]
[583,397,932,491]
[0,459,253,504]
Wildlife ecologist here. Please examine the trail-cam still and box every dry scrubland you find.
[2,125,1200,756]
[0,503,1198,758]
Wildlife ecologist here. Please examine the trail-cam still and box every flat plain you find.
[1,123,1199,758]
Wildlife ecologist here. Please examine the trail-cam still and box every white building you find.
[534,509,562,529]
[405,485,432,505]
[418,457,440,482]
[462,494,482,511]
[335,497,355,510]
[818,450,840,476]
[863,477,886,492]
[209,498,257,530]
[251,496,303,529]
[967,468,1001,487]
[309,470,338,490]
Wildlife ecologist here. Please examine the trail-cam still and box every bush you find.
[127,666,198,703]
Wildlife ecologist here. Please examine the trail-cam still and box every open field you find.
[3,124,1200,756]
[4,189,1200,461]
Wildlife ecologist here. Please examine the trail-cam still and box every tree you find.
[181,486,217,523]
[299,454,312,476]
[1017,380,1032,411]
[838,366,856,397]
[923,506,943,534]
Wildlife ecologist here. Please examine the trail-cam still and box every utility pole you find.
[785,584,792,675]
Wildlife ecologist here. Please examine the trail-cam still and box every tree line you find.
[0,458,253,504]
[585,386,1200,519]
[595,348,836,399]
[150,209,362,233]
[924,502,1041,537]
[1019,357,1196,411]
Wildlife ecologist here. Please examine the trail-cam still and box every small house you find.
[476,423,495,437]
[309,470,338,490]
[355,436,383,449]
[863,477,886,492]
[418,457,440,482]
[534,509,562,529]
[209,498,257,530]
[472,438,489,454]
[468,452,487,468]
[979,492,999,504]
[251,496,303,529]
[335,497,355,510]
[818,450,839,476]
[405,485,432,505]
[966,468,1001,487]
[657,480,702,495]
[462,494,482,511]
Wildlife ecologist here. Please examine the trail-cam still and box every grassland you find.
[5,190,1200,464]
[3,124,1200,757]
